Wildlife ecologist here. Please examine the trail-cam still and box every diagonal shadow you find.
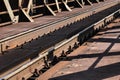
[64,51,120,61]
[65,35,120,61]
[49,62,120,80]
[88,38,120,43]
[49,16,120,80]
[97,25,120,34]
[49,34,120,80]
[87,35,120,70]
[104,31,120,34]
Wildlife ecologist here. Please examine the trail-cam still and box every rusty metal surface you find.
[0,0,115,40]
[39,17,120,80]
[0,0,119,54]
[0,4,120,79]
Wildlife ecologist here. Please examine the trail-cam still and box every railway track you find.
[0,0,119,54]
[0,3,120,80]
[43,17,120,80]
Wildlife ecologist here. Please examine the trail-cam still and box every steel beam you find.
[27,0,33,14]
[78,0,85,6]
[19,0,34,22]
[62,0,72,11]
[75,0,84,8]
[85,0,93,5]
[55,0,61,12]
[96,0,100,3]
[89,0,100,3]
[44,0,56,16]
[3,0,19,23]
[21,9,34,22]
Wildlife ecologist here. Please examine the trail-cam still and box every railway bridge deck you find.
[0,0,120,80]
[0,0,118,53]
[39,17,120,80]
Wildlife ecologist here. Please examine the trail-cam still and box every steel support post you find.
[44,0,56,16]
[86,0,93,5]
[62,0,72,11]
[55,0,61,12]
[81,0,85,5]
[27,0,33,14]
[75,0,84,8]
[19,0,34,22]
[3,0,19,23]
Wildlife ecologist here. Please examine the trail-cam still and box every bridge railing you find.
[0,0,104,26]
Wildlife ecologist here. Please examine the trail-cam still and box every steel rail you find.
[0,1,119,53]
[1,7,120,80]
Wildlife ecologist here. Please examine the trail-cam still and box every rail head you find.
[1,7,120,80]
[1,52,48,80]
[0,0,119,43]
